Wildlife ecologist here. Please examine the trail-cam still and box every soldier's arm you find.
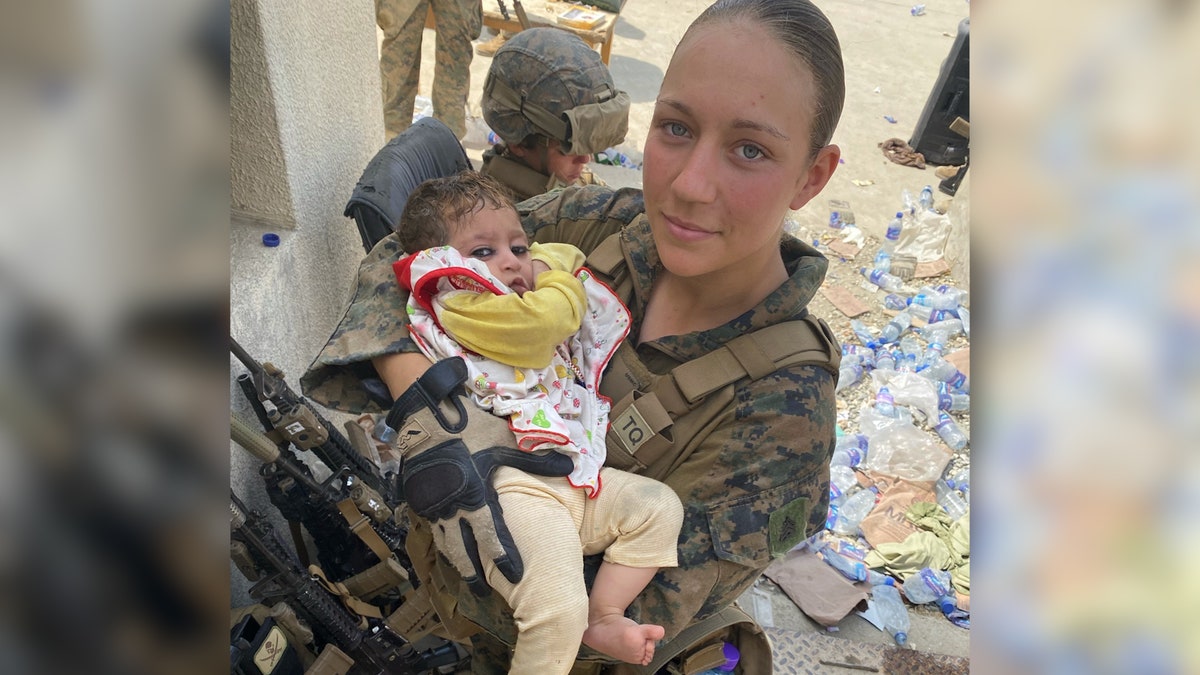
[301,234,421,412]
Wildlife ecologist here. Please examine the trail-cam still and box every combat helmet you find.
[483,28,630,156]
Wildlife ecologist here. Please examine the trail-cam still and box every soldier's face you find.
[642,21,839,280]
[448,205,536,296]
[511,139,590,185]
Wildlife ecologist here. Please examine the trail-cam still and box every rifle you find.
[495,0,530,29]
[231,493,460,674]
[232,410,410,586]
[231,336,393,500]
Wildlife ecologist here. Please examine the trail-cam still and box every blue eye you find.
[665,121,688,137]
[739,144,764,160]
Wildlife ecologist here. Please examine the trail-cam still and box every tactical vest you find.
[399,231,841,674]
[585,232,841,484]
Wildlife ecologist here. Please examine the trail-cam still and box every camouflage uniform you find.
[479,145,604,202]
[302,185,836,671]
[376,0,481,140]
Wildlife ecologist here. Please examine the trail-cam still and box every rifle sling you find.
[336,498,394,564]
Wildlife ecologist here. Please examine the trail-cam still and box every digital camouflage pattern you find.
[301,185,836,671]
[483,28,623,147]
[376,0,481,140]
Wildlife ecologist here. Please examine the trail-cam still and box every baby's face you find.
[448,205,535,295]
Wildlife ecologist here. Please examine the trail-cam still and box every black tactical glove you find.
[374,357,574,594]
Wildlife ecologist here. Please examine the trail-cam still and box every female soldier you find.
[301,0,844,670]
[478,28,631,201]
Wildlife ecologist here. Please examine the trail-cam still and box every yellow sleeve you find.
[438,270,586,369]
[529,242,587,273]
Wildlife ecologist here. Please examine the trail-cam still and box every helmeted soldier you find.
[479,28,631,201]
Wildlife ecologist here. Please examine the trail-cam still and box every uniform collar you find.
[618,218,829,362]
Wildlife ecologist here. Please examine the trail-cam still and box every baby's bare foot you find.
[582,614,665,665]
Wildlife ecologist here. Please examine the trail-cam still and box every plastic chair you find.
[344,117,472,253]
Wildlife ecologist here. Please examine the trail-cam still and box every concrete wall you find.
[230,0,382,605]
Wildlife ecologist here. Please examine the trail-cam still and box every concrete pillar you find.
[229,0,383,605]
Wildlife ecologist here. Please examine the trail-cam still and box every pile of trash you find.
[770,186,971,646]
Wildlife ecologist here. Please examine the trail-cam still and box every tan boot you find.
[475,32,510,57]
[935,164,962,180]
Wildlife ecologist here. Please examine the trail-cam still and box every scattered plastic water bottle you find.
[958,306,971,338]
[933,411,968,451]
[884,212,904,249]
[872,249,892,274]
[921,342,944,369]
[462,115,497,148]
[820,544,895,585]
[836,361,864,393]
[916,183,936,210]
[842,344,875,368]
[935,478,970,520]
[830,464,859,499]
[883,293,908,311]
[920,357,969,392]
[902,568,956,616]
[832,487,877,536]
[934,284,969,307]
[918,319,964,346]
[937,391,970,412]
[946,467,970,494]
[898,335,922,359]
[874,347,896,372]
[850,319,877,349]
[878,311,912,344]
[832,433,868,467]
[872,584,911,646]
[911,4,926,16]
[874,387,897,417]
[909,291,960,311]
[695,642,740,674]
[861,267,904,293]
[907,305,953,324]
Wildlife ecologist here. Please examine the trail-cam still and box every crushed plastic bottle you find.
[902,568,956,616]
[920,357,969,393]
[911,4,927,16]
[842,344,876,368]
[883,293,909,311]
[921,342,944,369]
[862,267,904,293]
[832,433,869,467]
[820,544,895,585]
[934,284,969,307]
[937,390,970,412]
[830,464,859,499]
[836,361,864,393]
[878,311,912,344]
[874,387,897,417]
[933,411,968,451]
[946,467,970,494]
[918,319,964,346]
[850,319,878,349]
[874,347,896,372]
[935,478,970,520]
[958,306,971,338]
[909,291,960,311]
[831,487,877,536]
[872,584,911,646]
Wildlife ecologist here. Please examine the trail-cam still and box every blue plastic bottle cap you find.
[263,233,280,247]
[895,632,908,646]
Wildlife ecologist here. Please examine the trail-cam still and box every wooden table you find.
[430,2,624,65]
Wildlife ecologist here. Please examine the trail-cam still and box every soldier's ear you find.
[789,144,840,211]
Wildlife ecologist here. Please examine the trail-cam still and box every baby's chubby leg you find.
[582,563,664,666]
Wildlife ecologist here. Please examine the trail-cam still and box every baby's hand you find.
[532,259,551,276]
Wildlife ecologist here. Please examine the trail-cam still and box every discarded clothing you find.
[880,138,927,169]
